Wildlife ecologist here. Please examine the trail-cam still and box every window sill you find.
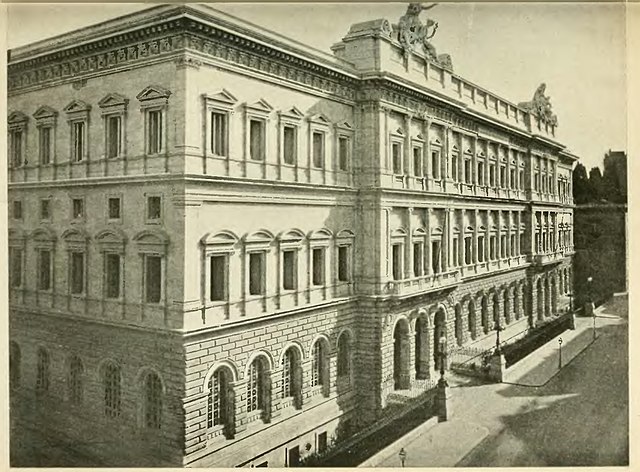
[145,219,163,225]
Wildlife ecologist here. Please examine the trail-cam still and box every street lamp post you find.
[399,448,407,467]
[567,292,573,313]
[558,337,563,369]
[587,276,596,339]
[438,335,447,379]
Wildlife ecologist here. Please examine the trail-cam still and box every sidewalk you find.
[360,301,626,468]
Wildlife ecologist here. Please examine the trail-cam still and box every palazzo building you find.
[7,4,577,467]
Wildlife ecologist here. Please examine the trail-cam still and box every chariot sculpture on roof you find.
[395,2,453,71]
[518,83,559,127]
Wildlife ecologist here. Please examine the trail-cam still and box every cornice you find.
[8,13,359,102]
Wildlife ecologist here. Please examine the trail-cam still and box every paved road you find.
[457,310,628,466]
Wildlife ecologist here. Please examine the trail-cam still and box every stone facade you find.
[8,4,577,467]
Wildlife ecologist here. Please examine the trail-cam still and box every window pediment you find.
[279,106,305,122]
[133,229,169,253]
[62,228,90,243]
[308,228,333,242]
[204,89,237,112]
[33,106,58,121]
[137,85,172,102]
[307,113,331,129]
[390,228,407,239]
[64,100,91,114]
[278,228,305,243]
[245,99,274,117]
[430,137,442,147]
[98,93,129,114]
[31,227,57,246]
[9,228,27,245]
[8,111,29,125]
[337,229,356,240]
[244,230,275,251]
[95,228,127,252]
[335,120,353,133]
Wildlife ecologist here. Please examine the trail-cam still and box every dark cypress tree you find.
[572,163,592,204]
[589,167,605,202]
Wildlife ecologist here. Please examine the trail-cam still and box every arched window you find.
[281,347,302,409]
[454,304,463,346]
[208,368,229,428]
[68,355,84,405]
[144,371,162,429]
[103,362,122,418]
[246,356,270,418]
[311,340,328,390]
[10,342,20,388]
[36,348,50,395]
[337,332,351,379]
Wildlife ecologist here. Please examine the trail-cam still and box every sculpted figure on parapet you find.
[396,2,454,71]
[519,83,559,127]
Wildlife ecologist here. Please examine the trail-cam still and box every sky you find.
[5,3,627,171]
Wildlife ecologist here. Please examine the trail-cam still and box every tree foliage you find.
[572,152,627,204]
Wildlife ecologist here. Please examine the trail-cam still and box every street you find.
[457,303,628,466]
[373,296,628,468]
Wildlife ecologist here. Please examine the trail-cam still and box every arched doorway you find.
[433,308,447,372]
[503,290,511,325]
[393,319,411,390]
[467,300,476,340]
[481,296,489,334]
[551,277,558,315]
[537,278,544,321]
[414,315,430,379]
[454,304,463,346]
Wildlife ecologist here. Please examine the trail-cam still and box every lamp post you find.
[558,337,563,369]
[399,448,407,468]
[495,322,503,354]
[587,276,596,339]
[438,334,447,379]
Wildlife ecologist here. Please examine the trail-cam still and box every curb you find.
[501,335,597,387]
[358,416,439,467]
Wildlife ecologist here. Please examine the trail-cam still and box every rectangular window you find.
[534,173,540,191]
[72,198,84,219]
[520,233,525,254]
[392,244,402,280]
[490,236,496,260]
[145,255,162,303]
[510,169,516,189]
[105,253,121,299]
[413,147,422,176]
[38,249,51,291]
[489,164,496,186]
[464,160,471,183]
[106,115,122,158]
[392,143,402,174]
[9,129,23,167]
[431,241,441,274]
[249,120,265,161]
[70,252,85,295]
[338,136,349,171]
[500,166,506,187]
[39,127,51,164]
[413,242,423,277]
[478,235,485,262]
[312,132,325,169]
[477,162,485,185]
[501,235,507,258]
[147,196,162,221]
[452,237,459,267]
[148,110,163,154]
[10,248,23,288]
[72,121,85,162]
[40,199,51,220]
[464,237,472,265]
[249,252,264,295]
[282,250,296,290]
[510,234,516,256]
[431,151,440,179]
[312,248,325,285]
[338,246,349,282]
[211,111,227,156]
[519,169,524,189]
[318,431,328,454]
[451,155,458,181]
[210,255,226,301]
[283,125,296,165]
[13,200,22,220]
[108,197,121,220]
